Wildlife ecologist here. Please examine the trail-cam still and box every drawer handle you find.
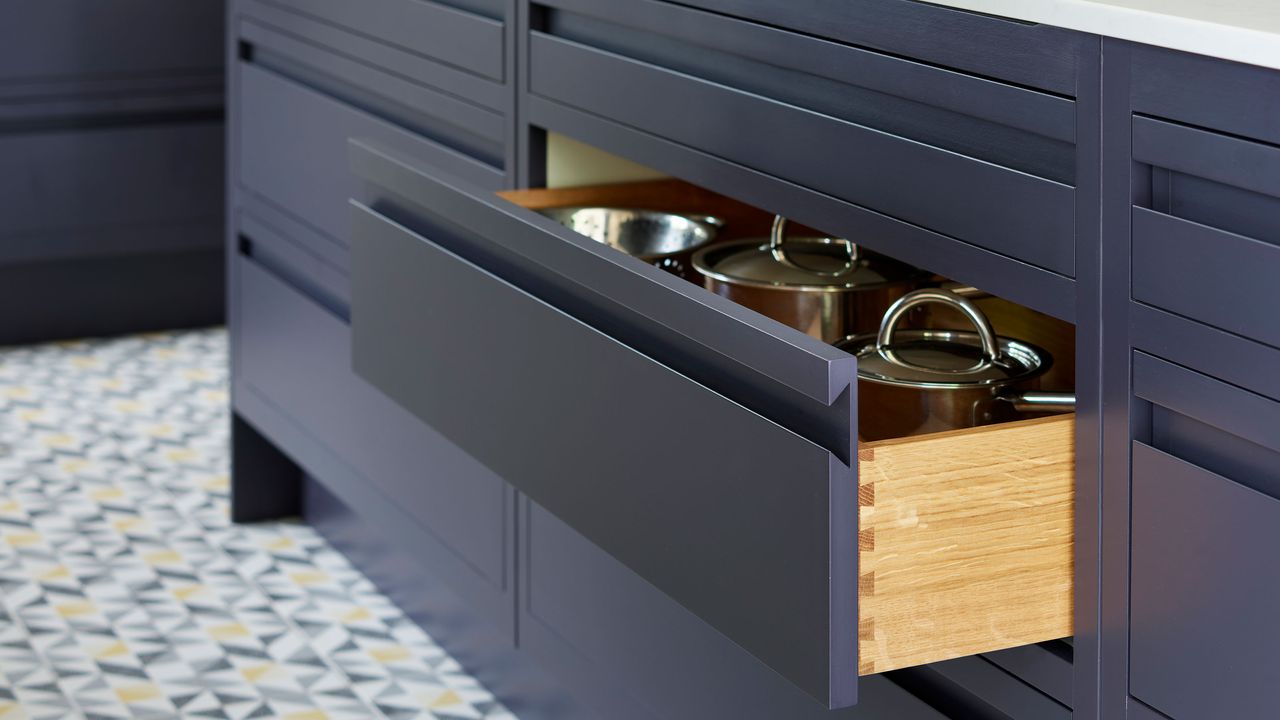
[770,215,858,277]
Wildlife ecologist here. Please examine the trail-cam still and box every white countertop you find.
[924,0,1280,71]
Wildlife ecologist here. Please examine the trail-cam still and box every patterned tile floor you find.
[0,329,517,720]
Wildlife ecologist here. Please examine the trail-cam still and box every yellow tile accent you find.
[208,623,251,641]
[0,500,21,514]
[241,663,277,684]
[90,487,125,502]
[201,389,229,403]
[202,475,230,492]
[115,683,161,703]
[95,641,129,659]
[99,378,125,390]
[172,584,206,601]
[112,516,147,533]
[430,690,463,708]
[283,711,328,720]
[114,400,144,414]
[61,459,92,474]
[369,645,412,664]
[339,607,372,624]
[41,433,74,448]
[72,357,99,369]
[143,550,182,566]
[153,349,177,359]
[16,408,43,422]
[55,600,96,618]
[38,565,71,582]
[166,448,198,463]
[6,386,32,399]
[0,700,21,718]
[264,537,295,552]
[6,532,41,547]
[289,570,329,587]
[183,369,212,381]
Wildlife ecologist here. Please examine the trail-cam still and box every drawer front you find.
[235,254,510,625]
[528,0,1078,277]
[520,498,950,720]
[1130,353,1280,720]
[236,60,505,273]
[1130,444,1280,720]
[634,0,1083,95]
[0,122,223,264]
[241,0,505,82]
[1131,117,1280,350]
[348,143,858,707]
[0,0,223,85]
[1132,44,1280,147]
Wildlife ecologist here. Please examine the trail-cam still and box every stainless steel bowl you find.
[541,207,724,281]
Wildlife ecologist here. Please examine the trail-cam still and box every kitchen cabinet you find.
[0,0,225,344]
[228,0,1280,718]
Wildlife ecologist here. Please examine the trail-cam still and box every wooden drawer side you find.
[857,415,1075,675]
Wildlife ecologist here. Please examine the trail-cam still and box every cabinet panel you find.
[236,255,511,626]
[0,0,223,85]
[237,61,504,264]
[0,122,223,264]
[528,24,1076,276]
[1130,442,1280,720]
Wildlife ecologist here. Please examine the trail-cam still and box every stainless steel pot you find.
[691,216,926,342]
[837,289,1075,441]
[541,207,724,282]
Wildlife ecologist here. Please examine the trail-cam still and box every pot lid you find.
[691,216,922,290]
[836,288,1051,388]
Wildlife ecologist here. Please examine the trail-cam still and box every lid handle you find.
[769,216,858,277]
[876,288,1001,362]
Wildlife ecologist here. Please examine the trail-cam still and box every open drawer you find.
[347,140,1074,709]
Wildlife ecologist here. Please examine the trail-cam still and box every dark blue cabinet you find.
[0,0,225,344]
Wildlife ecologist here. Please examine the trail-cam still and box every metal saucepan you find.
[541,207,724,282]
[837,288,1075,441]
[692,216,927,342]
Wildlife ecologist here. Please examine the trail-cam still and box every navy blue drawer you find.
[240,0,505,82]
[0,1,222,87]
[1130,442,1280,720]
[642,0,1084,95]
[1131,117,1280,351]
[235,253,512,632]
[1132,44,1280,148]
[0,123,222,264]
[529,0,1077,279]
[236,59,505,273]
[519,497,950,720]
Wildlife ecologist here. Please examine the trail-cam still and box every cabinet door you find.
[1130,352,1280,720]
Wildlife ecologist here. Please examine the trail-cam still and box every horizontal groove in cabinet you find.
[240,0,506,109]
[1133,115,1280,200]
[239,211,350,318]
[350,201,856,707]
[541,0,1075,143]
[528,32,1077,277]
[646,0,1082,94]
[1132,207,1280,351]
[857,415,1074,675]
[246,0,504,81]
[524,96,1077,322]
[1133,352,1280,457]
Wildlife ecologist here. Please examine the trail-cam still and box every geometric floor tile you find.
[0,329,518,719]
